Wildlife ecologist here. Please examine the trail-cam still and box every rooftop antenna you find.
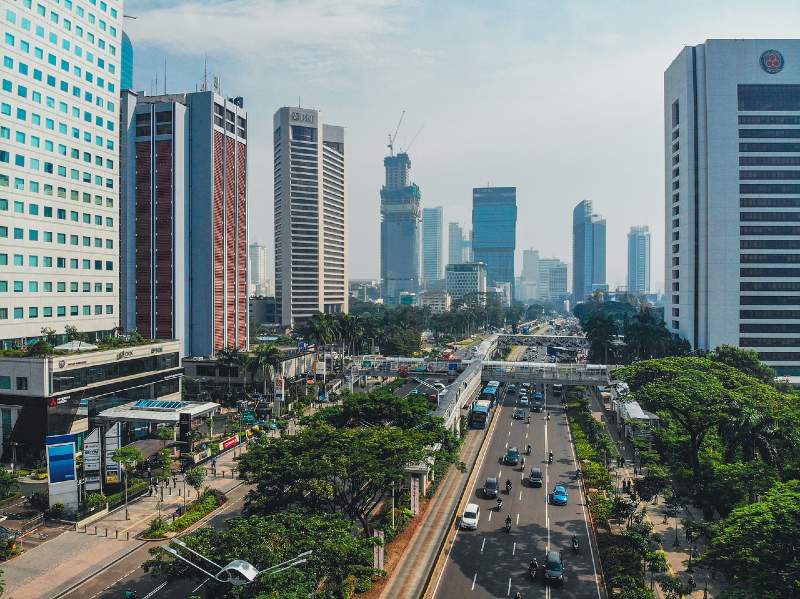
[202,55,208,92]
[402,124,424,154]
[163,58,167,94]
[298,96,301,108]
[154,70,158,96]
[387,110,405,157]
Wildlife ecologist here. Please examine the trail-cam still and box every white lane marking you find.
[512,541,517,556]
[545,393,550,553]
[519,490,522,501]
[488,509,493,522]
[192,578,210,592]
[142,582,168,598]
[480,537,486,554]
[471,572,477,590]
[505,441,508,448]
[525,432,529,439]
[498,470,502,479]
[565,400,604,599]
[516,513,520,525]
[506,577,512,596]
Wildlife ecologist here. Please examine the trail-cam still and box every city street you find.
[431,385,603,599]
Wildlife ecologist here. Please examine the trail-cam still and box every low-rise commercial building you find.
[446,262,487,305]
[420,291,452,314]
[0,340,181,464]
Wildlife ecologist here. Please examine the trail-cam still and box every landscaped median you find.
[142,489,228,540]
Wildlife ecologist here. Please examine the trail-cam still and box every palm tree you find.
[253,343,282,396]
[111,445,144,520]
[718,403,793,465]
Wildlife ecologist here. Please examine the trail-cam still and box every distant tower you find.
[422,207,443,285]
[381,153,422,303]
[627,226,651,295]
[572,200,607,302]
[121,32,134,90]
[472,187,517,294]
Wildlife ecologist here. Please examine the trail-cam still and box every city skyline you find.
[119,2,800,288]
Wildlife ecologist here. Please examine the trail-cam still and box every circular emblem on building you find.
[760,49,784,74]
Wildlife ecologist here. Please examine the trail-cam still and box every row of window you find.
[742,225,800,235]
[741,184,800,194]
[741,281,800,291]
[4,32,117,98]
[740,170,800,180]
[741,268,800,277]
[1,251,113,267]
[741,239,800,249]
[1,124,114,170]
[741,309,800,318]
[741,296,800,306]
[0,304,114,319]
[740,156,800,166]
[1,97,116,159]
[0,172,116,210]
[2,52,115,113]
[0,197,112,222]
[740,211,800,221]
[741,338,800,347]
[741,323,800,332]
[0,376,27,391]
[740,143,800,152]
[1,152,114,186]
[740,254,800,263]
[0,280,112,293]
[740,197,800,207]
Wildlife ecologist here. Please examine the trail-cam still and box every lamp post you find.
[674,513,680,547]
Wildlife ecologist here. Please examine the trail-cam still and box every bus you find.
[547,346,577,361]
[480,385,498,407]
[532,390,544,412]
[470,400,492,429]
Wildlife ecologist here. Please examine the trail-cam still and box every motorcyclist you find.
[506,479,513,492]
[521,456,526,468]
[572,535,579,551]
[526,444,532,455]
[497,497,503,511]
[505,514,512,530]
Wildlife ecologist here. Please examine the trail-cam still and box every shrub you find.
[46,502,65,519]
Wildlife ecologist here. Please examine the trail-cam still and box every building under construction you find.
[380,152,422,303]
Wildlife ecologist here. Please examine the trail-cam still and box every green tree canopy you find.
[702,480,800,599]
[712,344,776,384]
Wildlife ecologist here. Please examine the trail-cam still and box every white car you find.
[460,503,480,530]
[520,397,529,407]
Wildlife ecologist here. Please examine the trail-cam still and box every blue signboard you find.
[47,443,76,483]
[448,362,459,371]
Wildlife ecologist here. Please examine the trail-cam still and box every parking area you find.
[393,375,453,399]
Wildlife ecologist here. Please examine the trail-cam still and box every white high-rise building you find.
[537,258,569,303]
[521,249,539,301]
[273,107,347,327]
[627,226,651,295]
[248,243,272,296]
[422,206,443,284]
[665,39,800,376]
[445,262,487,304]
[1,1,122,348]
[447,222,464,266]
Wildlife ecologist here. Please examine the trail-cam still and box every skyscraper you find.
[665,39,800,375]
[448,222,465,266]
[521,249,540,301]
[627,226,651,295]
[120,90,248,356]
[0,1,122,349]
[274,107,347,327]
[472,187,517,294]
[572,200,607,302]
[380,153,421,303]
[249,243,271,296]
[422,206,443,284]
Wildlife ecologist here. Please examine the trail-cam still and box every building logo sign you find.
[290,111,315,124]
[760,49,784,74]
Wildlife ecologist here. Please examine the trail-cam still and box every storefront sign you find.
[220,436,239,451]
[104,422,121,484]
[46,434,79,512]
[193,449,211,463]
[83,428,102,491]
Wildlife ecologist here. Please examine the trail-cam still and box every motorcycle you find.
[504,518,512,533]
[496,498,503,511]
[526,445,532,455]
[528,561,538,581]
[506,480,513,493]
[571,537,580,554]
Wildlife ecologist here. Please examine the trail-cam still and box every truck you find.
[470,400,492,429]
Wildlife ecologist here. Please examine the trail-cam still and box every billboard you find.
[83,428,102,491]
[273,377,285,418]
[46,435,79,511]
[104,422,121,484]
[220,436,239,451]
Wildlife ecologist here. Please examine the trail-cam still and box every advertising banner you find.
[410,476,420,515]
[83,428,102,491]
[46,435,79,512]
[104,422,121,484]
[315,360,326,377]
[220,436,239,451]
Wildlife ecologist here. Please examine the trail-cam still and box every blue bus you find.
[481,385,499,407]
[470,400,491,429]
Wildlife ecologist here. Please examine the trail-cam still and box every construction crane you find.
[387,110,405,156]
[402,124,425,155]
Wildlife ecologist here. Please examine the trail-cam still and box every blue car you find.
[550,484,569,505]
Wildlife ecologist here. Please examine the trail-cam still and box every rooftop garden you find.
[0,326,161,358]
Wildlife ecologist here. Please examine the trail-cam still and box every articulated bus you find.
[470,399,492,429]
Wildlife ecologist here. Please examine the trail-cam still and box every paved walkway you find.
[590,391,720,598]
[4,444,246,599]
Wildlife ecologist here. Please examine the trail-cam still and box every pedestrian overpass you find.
[480,360,609,385]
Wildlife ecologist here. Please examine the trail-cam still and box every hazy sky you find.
[125,0,800,291]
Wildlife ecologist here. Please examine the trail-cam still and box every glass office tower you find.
[472,187,517,295]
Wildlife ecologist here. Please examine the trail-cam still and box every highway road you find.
[430,384,604,599]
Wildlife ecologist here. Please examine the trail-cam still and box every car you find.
[460,503,480,530]
[519,397,529,407]
[433,382,447,392]
[543,550,565,585]
[504,447,520,465]
[507,384,516,393]
[483,477,499,498]
[512,407,526,420]
[550,484,569,505]
[528,467,543,487]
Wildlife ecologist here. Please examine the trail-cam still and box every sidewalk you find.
[590,391,720,598]
[4,444,247,599]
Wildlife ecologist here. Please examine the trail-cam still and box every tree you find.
[239,423,442,535]
[0,471,18,500]
[712,344,776,383]
[583,313,618,363]
[86,492,108,511]
[184,466,206,498]
[701,480,800,599]
[658,574,690,599]
[112,445,144,520]
[143,511,378,598]
[157,426,175,450]
[252,343,282,396]
[64,325,87,343]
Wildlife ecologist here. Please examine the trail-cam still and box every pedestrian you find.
[173,475,177,487]
[633,465,638,476]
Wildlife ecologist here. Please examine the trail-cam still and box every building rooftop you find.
[96,399,220,423]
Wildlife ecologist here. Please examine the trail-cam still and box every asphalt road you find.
[431,385,603,599]
[60,482,251,599]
